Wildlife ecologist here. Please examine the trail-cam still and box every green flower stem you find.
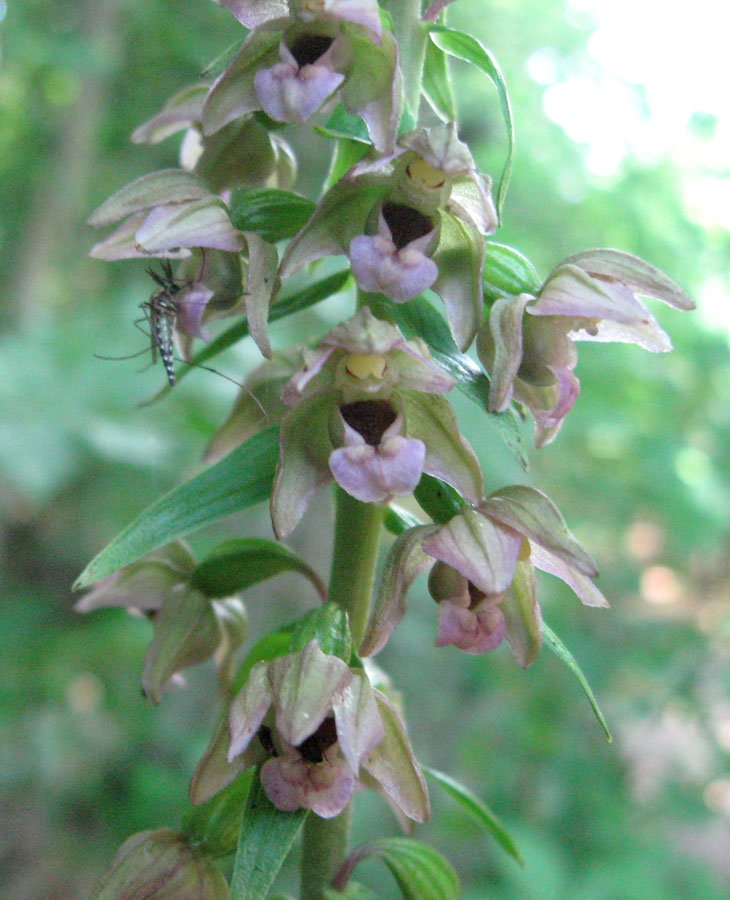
[328,486,383,651]
[300,805,353,900]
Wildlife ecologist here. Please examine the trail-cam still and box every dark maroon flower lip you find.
[287,33,336,67]
[339,399,397,446]
[380,203,434,249]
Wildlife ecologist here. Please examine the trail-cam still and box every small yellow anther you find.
[345,354,387,380]
[407,158,446,190]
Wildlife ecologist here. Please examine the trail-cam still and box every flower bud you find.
[90,829,229,900]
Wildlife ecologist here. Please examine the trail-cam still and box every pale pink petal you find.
[529,543,610,609]
[175,284,214,339]
[228,661,274,760]
[260,755,355,817]
[254,40,345,123]
[349,233,438,303]
[422,510,522,596]
[330,436,426,502]
[436,600,506,654]
[332,672,385,773]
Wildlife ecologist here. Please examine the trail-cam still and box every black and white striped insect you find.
[143,260,186,387]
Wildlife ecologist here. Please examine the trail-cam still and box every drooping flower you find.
[280,124,497,349]
[203,0,400,152]
[192,639,430,821]
[269,307,483,536]
[75,542,248,701]
[361,486,608,666]
[477,249,695,446]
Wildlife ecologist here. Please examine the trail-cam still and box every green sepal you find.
[74,428,280,588]
[229,189,316,243]
[543,622,612,741]
[142,587,220,703]
[200,36,249,81]
[288,603,353,662]
[347,838,459,900]
[431,210,485,351]
[429,27,514,220]
[230,770,308,900]
[181,770,255,858]
[191,538,327,602]
[501,558,542,667]
[483,241,542,302]
[422,38,456,122]
[413,474,465,525]
[423,767,523,864]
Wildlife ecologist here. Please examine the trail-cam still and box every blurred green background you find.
[3,0,730,898]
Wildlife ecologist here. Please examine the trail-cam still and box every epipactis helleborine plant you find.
[79,0,695,897]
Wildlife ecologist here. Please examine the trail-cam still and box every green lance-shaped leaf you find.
[368,295,527,469]
[192,538,327,601]
[182,770,255,858]
[429,27,514,219]
[543,622,613,741]
[288,603,352,662]
[74,427,280,588]
[423,767,523,864]
[422,38,456,122]
[230,770,308,900]
[337,838,459,900]
[483,242,542,302]
[229,188,317,243]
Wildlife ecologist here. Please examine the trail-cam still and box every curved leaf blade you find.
[354,838,459,900]
[192,537,327,600]
[422,38,456,122]
[424,766,523,864]
[74,427,280,588]
[543,622,612,741]
[230,772,308,900]
[429,27,514,219]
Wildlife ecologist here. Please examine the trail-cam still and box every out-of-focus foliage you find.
[2,1,730,898]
